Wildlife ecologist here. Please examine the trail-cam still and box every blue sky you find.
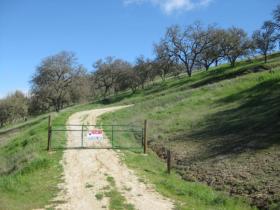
[0,0,279,98]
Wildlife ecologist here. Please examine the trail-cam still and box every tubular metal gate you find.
[47,116,147,152]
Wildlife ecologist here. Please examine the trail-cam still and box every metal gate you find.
[47,116,147,152]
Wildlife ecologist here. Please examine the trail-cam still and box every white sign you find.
[87,129,103,141]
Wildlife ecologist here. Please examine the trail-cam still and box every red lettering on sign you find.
[91,130,103,134]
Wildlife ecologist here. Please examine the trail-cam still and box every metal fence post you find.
[81,124,84,147]
[144,120,147,154]
[112,125,114,148]
[167,150,171,174]
[142,128,144,146]
[47,115,52,151]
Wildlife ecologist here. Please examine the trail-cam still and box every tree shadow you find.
[191,64,270,89]
[97,91,135,105]
[186,77,280,159]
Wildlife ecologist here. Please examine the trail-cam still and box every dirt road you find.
[54,106,174,210]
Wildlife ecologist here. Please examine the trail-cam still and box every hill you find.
[0,53,279,210]
[99,53,280,209]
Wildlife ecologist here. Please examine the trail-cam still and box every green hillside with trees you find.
[0,4,280,210]
[99,52,280,209]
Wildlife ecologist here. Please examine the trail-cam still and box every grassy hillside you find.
[0,54,279,210]
[99,54,280,209]
[0,103,100,210]
[0,104,255,210]
[0,115,49,149]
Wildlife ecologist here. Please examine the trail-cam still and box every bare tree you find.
[0,91,28,126]
[115,66,140,93]
[163,22,213,77]
[92,57,133,97]
[70,65,91,103]
[28,92,50,115]
[31,51,79,112]
[113,60,134,94]
[221,27,251,67]
[252,21,277,63]
[134,56,153,89]
[197,28,224,71]
[93,57,116,98]
[154,40,177,81]
[0,99,11,127]
[7,91,28,121]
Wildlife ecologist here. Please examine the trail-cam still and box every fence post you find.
[167,150,171,174]
[142,128,144,146]
[144,120,147,154]
[112,125,114,148]
[81,124,84,147]
[47,115,52,151]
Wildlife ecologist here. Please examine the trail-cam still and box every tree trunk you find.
[230,59,236,67]
[215,60,218,67]
[205,64,210,71]
[56,102,60,112]
[162,74,166,81]
[264,53,267,63]
[55,104,59,112]
[103,86,109,98]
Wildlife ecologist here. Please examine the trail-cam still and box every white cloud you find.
[123,0,213,14]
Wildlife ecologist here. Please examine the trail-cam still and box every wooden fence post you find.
[47,115,52,151]
[144,120,147,154]
[167,150,171,174]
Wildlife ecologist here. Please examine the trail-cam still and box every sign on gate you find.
[87,129,103,141]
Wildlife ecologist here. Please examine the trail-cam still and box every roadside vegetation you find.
[105,176,135,210]
[0,103,99,210]
[94,174,135,210]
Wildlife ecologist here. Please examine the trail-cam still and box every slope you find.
[99,54,280,209]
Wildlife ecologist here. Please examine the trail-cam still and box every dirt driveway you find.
[54,105,174,210]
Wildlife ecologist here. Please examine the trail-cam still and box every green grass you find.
[95,192,104,200]
[98,175,135,210]
[0,53,279,209]
[0,114,49,149]
[107,176,116,186]
[0,114,49,134]
[99,122,256,210]
[105,188,135,210]
[0,103,100,210]
[99,54,280,209]
[122,150,255,210]
[85,183,94,188]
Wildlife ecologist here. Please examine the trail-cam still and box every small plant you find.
[95,192,104,200]
[106,176,115,186]
[102,174,135,209]
[85,183,93,188]
[123,186,132,191]
[138,178,145,183]
[101,185,111,191]
[107,189,135,210]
